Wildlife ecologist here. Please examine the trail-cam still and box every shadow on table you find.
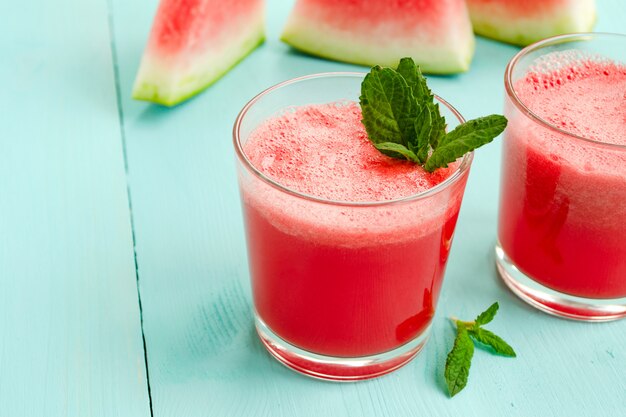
[147,277,306,385]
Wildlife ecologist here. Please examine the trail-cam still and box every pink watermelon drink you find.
[234,74,472,380]
[497,33,626,320]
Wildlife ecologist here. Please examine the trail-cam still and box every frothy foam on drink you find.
[515,52,626,146]
[509,53,626,229]
[244,102,456,202]
[240,102,466,246]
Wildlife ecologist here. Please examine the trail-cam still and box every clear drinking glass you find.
[234,73,473,380]
[496,33,626,321]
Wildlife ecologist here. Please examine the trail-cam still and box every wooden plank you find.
[111,0,626,416]
[0,0,151,416]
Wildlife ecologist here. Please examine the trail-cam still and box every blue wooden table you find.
[2,1,625,415]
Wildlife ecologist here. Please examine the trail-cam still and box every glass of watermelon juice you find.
[233,73,472,380]
[496,33,626,321]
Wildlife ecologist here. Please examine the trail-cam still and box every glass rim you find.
[233,72,473,208]
[504,32,626,150]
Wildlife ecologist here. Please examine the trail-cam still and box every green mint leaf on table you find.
[359,57,508,171]
[470,328,517,357]
[445,302,516,397]
[444,323,474,397]
[474,301,499,326]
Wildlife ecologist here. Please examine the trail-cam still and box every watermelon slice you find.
[133,0,265,106]
[280,0,475,74]
[467,0,596,46]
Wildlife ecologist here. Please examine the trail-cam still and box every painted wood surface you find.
[2,0,626,416]
[0,0,150,416]
[111,0,626,416]
[111,0,626,415]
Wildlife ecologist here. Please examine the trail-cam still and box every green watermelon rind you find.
[280,6,475,74]
[132,36,264,107]
[470,1,597,47]
[281,35,474,75]
[132,14,265,107]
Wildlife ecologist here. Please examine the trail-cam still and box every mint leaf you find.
[445,324,474,397]
[470,328,517,357]
[396,57,431,103]
[445,302,516,397]
[374,142,419,163]
[429,102,446,149]
[412,105,433,163]
[359,66,417,147]
[360,58,507,172]
[438,115,508,148]
[474,302,499,326]
[395,58,446,158]
[424,115,508,172]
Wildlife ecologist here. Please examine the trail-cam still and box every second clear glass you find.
[496,33,626,321]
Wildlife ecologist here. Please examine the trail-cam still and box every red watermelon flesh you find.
[281,0,475,74]
[133,0,265,106]
[467,0,596,46]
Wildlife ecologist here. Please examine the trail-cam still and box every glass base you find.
[255,315,429,381]
[495,242,626,321]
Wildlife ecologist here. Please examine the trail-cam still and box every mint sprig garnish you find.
[445,302,516,397]
[445,323,474,398]
[360,58,507,172]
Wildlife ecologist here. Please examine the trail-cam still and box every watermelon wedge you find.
[132,0,265,106]
[467,0,596,46]
[280,0,475,74]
